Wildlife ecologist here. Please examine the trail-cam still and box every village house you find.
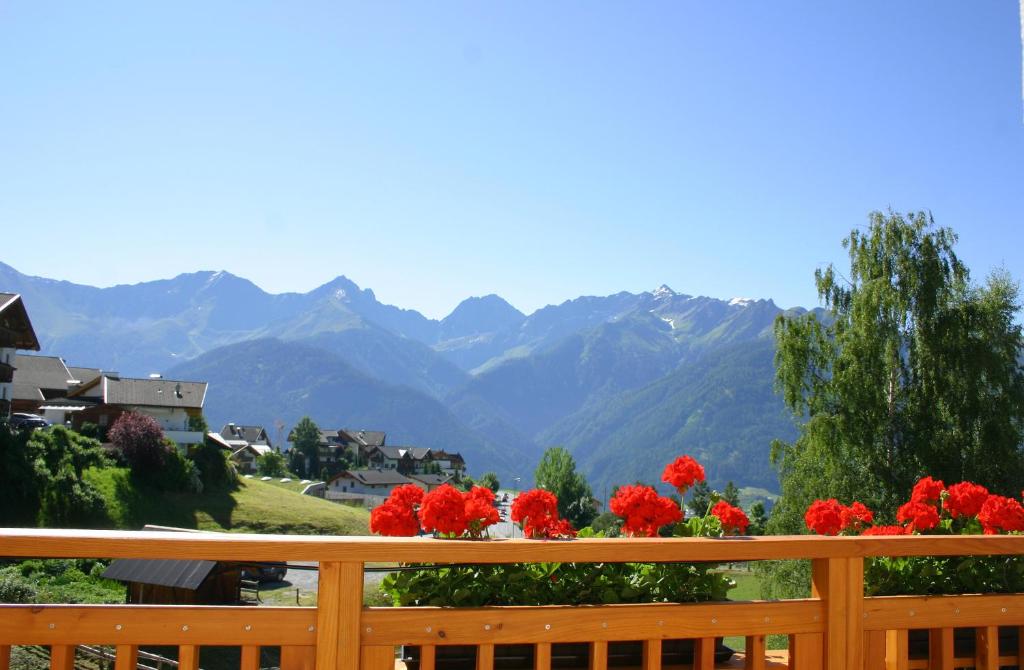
[0,293,41,421]
[9,354,103,425]
[431,449,467,478]
[213,423,275,473]
[365,445,434,475]
[406,472,455,492]
[67,374,209,448]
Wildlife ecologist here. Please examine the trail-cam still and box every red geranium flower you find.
[711,500,749,535]
[896,500,940,532]
[978,495,1024,535]
[840,501,874,533]
[511,489,561,538]
[661,455,706,494]
[609,484,682,537]
[861,524,908,536]
[804,499,845,536]
[464,486,500,538]
[910,476,945,503]
[387,484,425,511]
[418,484,468,536]
[943,482,989,519]
[370,501,420,536]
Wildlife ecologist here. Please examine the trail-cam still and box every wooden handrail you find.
[4,528,1024,563]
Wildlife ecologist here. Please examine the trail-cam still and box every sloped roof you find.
[220,424,270,445]
[232,444,272,458]
[12,354,73,401]
[0,293,40,351]
[103,558,217,590]
[341,429,386,447]
[432,450,465,464]
[408,473,454,487]
[96,376,207,409]
[332,469,412,486]
[373,446,432,461]
[66,366,103,386]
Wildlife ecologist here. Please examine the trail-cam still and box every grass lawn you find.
[85,467,368,535]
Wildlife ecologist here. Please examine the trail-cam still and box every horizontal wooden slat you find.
[0,605,316,645]
[864,594,1024,630]
[361,600,825,645]
[4,528,1024,564]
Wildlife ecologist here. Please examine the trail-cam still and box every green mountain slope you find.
[166,337,531,481]
[538,339,796,497]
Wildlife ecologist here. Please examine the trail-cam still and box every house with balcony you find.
[366,445,433,475]
[431,449,467,478]
[67,374,208,448]
[0,293,41,420]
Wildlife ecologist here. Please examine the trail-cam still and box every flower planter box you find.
[402,639,735,670]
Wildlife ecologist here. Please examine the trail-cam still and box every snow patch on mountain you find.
[652,285,676,300]
[729,297,754,307]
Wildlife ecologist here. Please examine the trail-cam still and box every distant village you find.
[0,291,468,510]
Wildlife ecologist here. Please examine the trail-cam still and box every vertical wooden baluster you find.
[845,558,864,670]
[643,639,662,670]
[114,646,138,670]
[589,641,608,670]
[863,631,886,670]
[178,646,200,670]
[974,626,998,670]
[0,645,10,670]
[693,638,716,670]
[359,647,393,670]
[815,557,847,670]
[534,643,551,670]
[50,647,75,670]
[316,561,364,670]
[476,645,495,670]
[240,646,261,670]
[419,646,436,670]
[281,647,316,670]
[885,630,908,670]
[791,633,825,670]
[745,635,766,670]
[927,628,952,670]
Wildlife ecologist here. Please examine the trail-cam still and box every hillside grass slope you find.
[85,468,368,535]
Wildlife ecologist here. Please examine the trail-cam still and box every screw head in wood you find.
[426,626,432,633]
[115,624,123,631]
[245,625,252,631]
[182,625,189,631]
[484,624,491,631]
[48,623,55,629]
[308,625,315,632]
[711,619,717,624]
[545,624,551,630]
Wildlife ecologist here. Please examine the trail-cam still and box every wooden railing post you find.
[316,561,365,670]
[812,556,864,670]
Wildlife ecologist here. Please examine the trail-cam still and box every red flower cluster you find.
[978,495,1024,535]
[414,484,503,538]
[661,455,706,494]
[896,501,940,532]
[943,482,990,519]
[464,486,501,538]
[609,485,682,537]
[910,476,945,503]
[841,502,875,533]
[418,484,469,536]
[510,489,576,539]
[711,500,749,535]
[369,484,424,537]
[804,499,845,536]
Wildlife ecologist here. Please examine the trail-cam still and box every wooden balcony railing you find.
[2,530,1024,670]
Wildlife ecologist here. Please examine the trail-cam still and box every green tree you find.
[535,447,596,528]
[28,426,109,526]
[687,480,713,517]
[478,472,500,493]
[289,417,321,479]
[722,481,740,506]
[257,451,288,478]
[771,211,1024,534]
[748,502,768,536]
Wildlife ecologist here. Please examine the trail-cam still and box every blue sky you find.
[1,2,1022,319]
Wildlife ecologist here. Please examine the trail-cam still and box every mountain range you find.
[0,260,805,494]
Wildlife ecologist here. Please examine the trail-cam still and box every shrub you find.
[191,442,237,490]
[108,412,168,476]
[0,568,37,603]
[256,450,288,478]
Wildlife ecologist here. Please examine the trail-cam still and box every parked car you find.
[9,413,50,430]
[239,562,288,583]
